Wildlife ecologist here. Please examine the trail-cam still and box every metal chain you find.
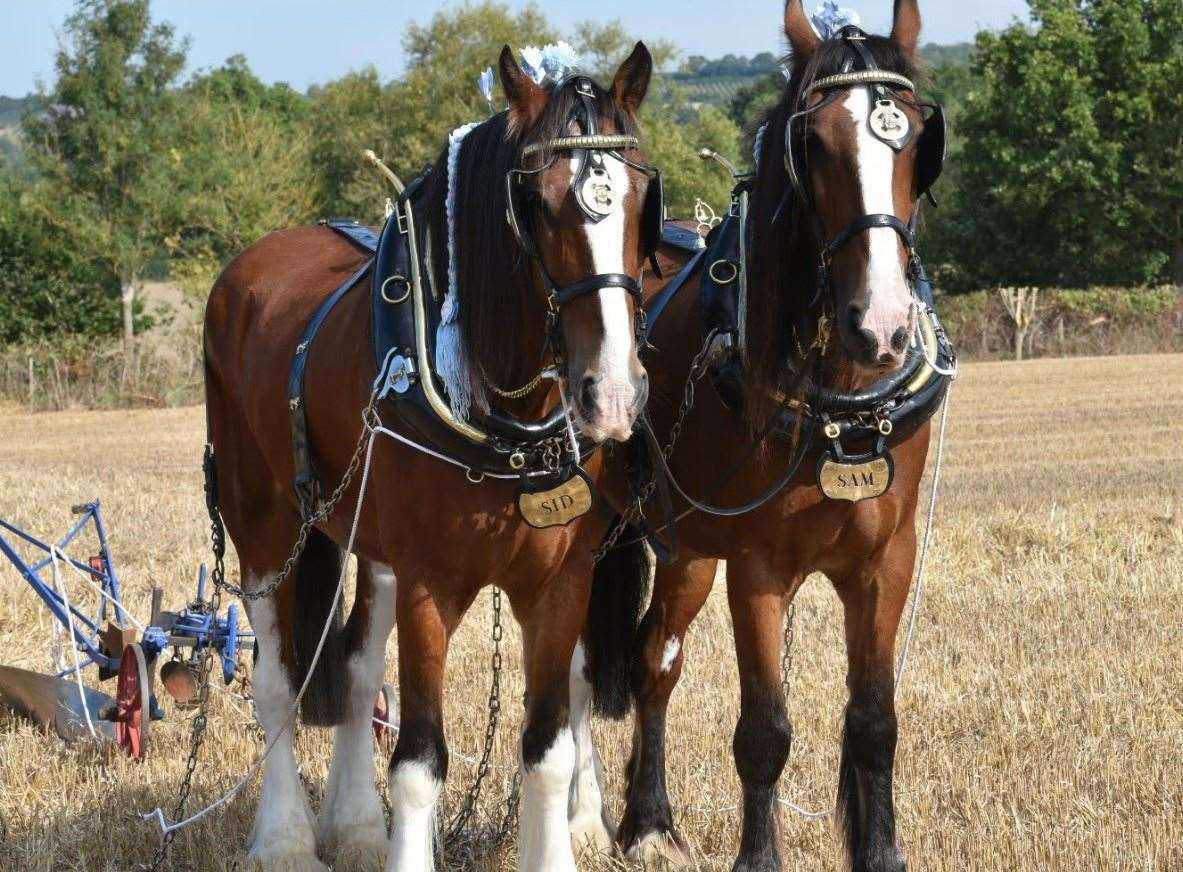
[781,601,796,701]
[444,587,521,853]
[591,333,717,565]
[481,363,548,400]
[215,395,381,602]
[149,450,227,871]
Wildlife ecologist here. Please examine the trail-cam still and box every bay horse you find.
[572,3,950,870]
[204,44,659,872]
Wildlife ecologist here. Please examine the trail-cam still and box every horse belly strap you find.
[288,242,375,520]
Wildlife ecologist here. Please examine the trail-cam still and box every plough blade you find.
[0,664,116,743]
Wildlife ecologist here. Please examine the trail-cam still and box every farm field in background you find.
[0,353,1180,871]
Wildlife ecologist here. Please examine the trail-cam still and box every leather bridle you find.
[505,76,663,348]
[783,26,945,304]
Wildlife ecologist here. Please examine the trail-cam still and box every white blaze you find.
[844,87,914,353]
[578,152,638,441]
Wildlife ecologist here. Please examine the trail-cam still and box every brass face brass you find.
[817,455,892,502]
[517,475,594,528]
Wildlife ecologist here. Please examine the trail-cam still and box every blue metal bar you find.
[89,502,127,627]
[0,516,105,580]
[0,516,114,666]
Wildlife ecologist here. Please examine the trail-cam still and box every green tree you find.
[941,0,1181,290]
[23,0,188,349]
[729,70,784,129]
[309,3,557,218]
[168,60,317,302]
[0,179,122,342]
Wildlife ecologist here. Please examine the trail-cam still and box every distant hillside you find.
[663,43,972,107]
[921,42,972,68]
[0,95,38,128]
[669,74,763,105]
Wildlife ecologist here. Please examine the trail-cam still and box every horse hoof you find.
[569,812,616,857]
[852,846,907,872]
[329,835,388,872]
[625,830,693,867]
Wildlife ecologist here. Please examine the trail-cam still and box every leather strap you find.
[643,249,706,343]
[551,273,642,307]
[288,258,374,519]
[823,213,915,260]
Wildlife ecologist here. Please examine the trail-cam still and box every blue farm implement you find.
[0,500,255,759]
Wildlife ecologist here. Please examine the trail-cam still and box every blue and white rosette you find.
[811,1,861,39]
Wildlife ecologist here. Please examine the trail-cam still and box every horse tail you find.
[585,519,651,720]
[293,526,349,726]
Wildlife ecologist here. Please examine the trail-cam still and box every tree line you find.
[0,0,1178,349]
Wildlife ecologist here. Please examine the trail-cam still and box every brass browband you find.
[804,70,916,99]
[520,134,640,158]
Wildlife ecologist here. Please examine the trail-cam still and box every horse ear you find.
[784,0,822,65]
[891,0,923,62]
[612,42,653,115]
[499,45,548,132]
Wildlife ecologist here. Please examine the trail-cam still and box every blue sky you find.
[1,1,1032,96]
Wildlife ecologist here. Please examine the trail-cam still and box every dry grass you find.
[0,354,1180,871]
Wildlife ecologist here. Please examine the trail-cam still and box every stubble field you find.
[0,353,1179,871]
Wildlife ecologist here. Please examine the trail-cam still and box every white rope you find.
[368,715,511,771]
[49,546,98,739]
[370,425,549,482]
[142,425,380,839]
[914,312,958,378]
[893,382,953,691]
[553,372,583,461]
[57,553,148,635]
[774,384,954,819]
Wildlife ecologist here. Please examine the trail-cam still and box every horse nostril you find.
[579,376,597,410]
[846,303,865,336]
[890,326,909,354]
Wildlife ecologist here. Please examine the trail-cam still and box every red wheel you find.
[373,683,396,743]
[115,643,151,760]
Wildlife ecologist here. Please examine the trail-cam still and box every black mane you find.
[418,77,639,403]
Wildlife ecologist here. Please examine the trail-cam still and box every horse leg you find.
[832,531,916,872]
[727,559,795,872]
[245,571,327,872]
[616,556,717,865]
[385,579,454,872]
[318,559,398,871]
[566,639,615,856]
[514,571,592,872]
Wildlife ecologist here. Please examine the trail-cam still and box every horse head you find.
[495,43,659,442]
[781,0,944,375]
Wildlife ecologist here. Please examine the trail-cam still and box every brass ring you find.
[509,452,527,471]
[709,259,739,285]
[381,275,411,305]
[824,422,841,440]
[878,419,894,436]
[465,468,486,484]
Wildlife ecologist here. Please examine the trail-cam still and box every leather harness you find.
[286,80,663,520]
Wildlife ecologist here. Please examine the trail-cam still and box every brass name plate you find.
[817,455,893,502]
[517,475,594,528]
